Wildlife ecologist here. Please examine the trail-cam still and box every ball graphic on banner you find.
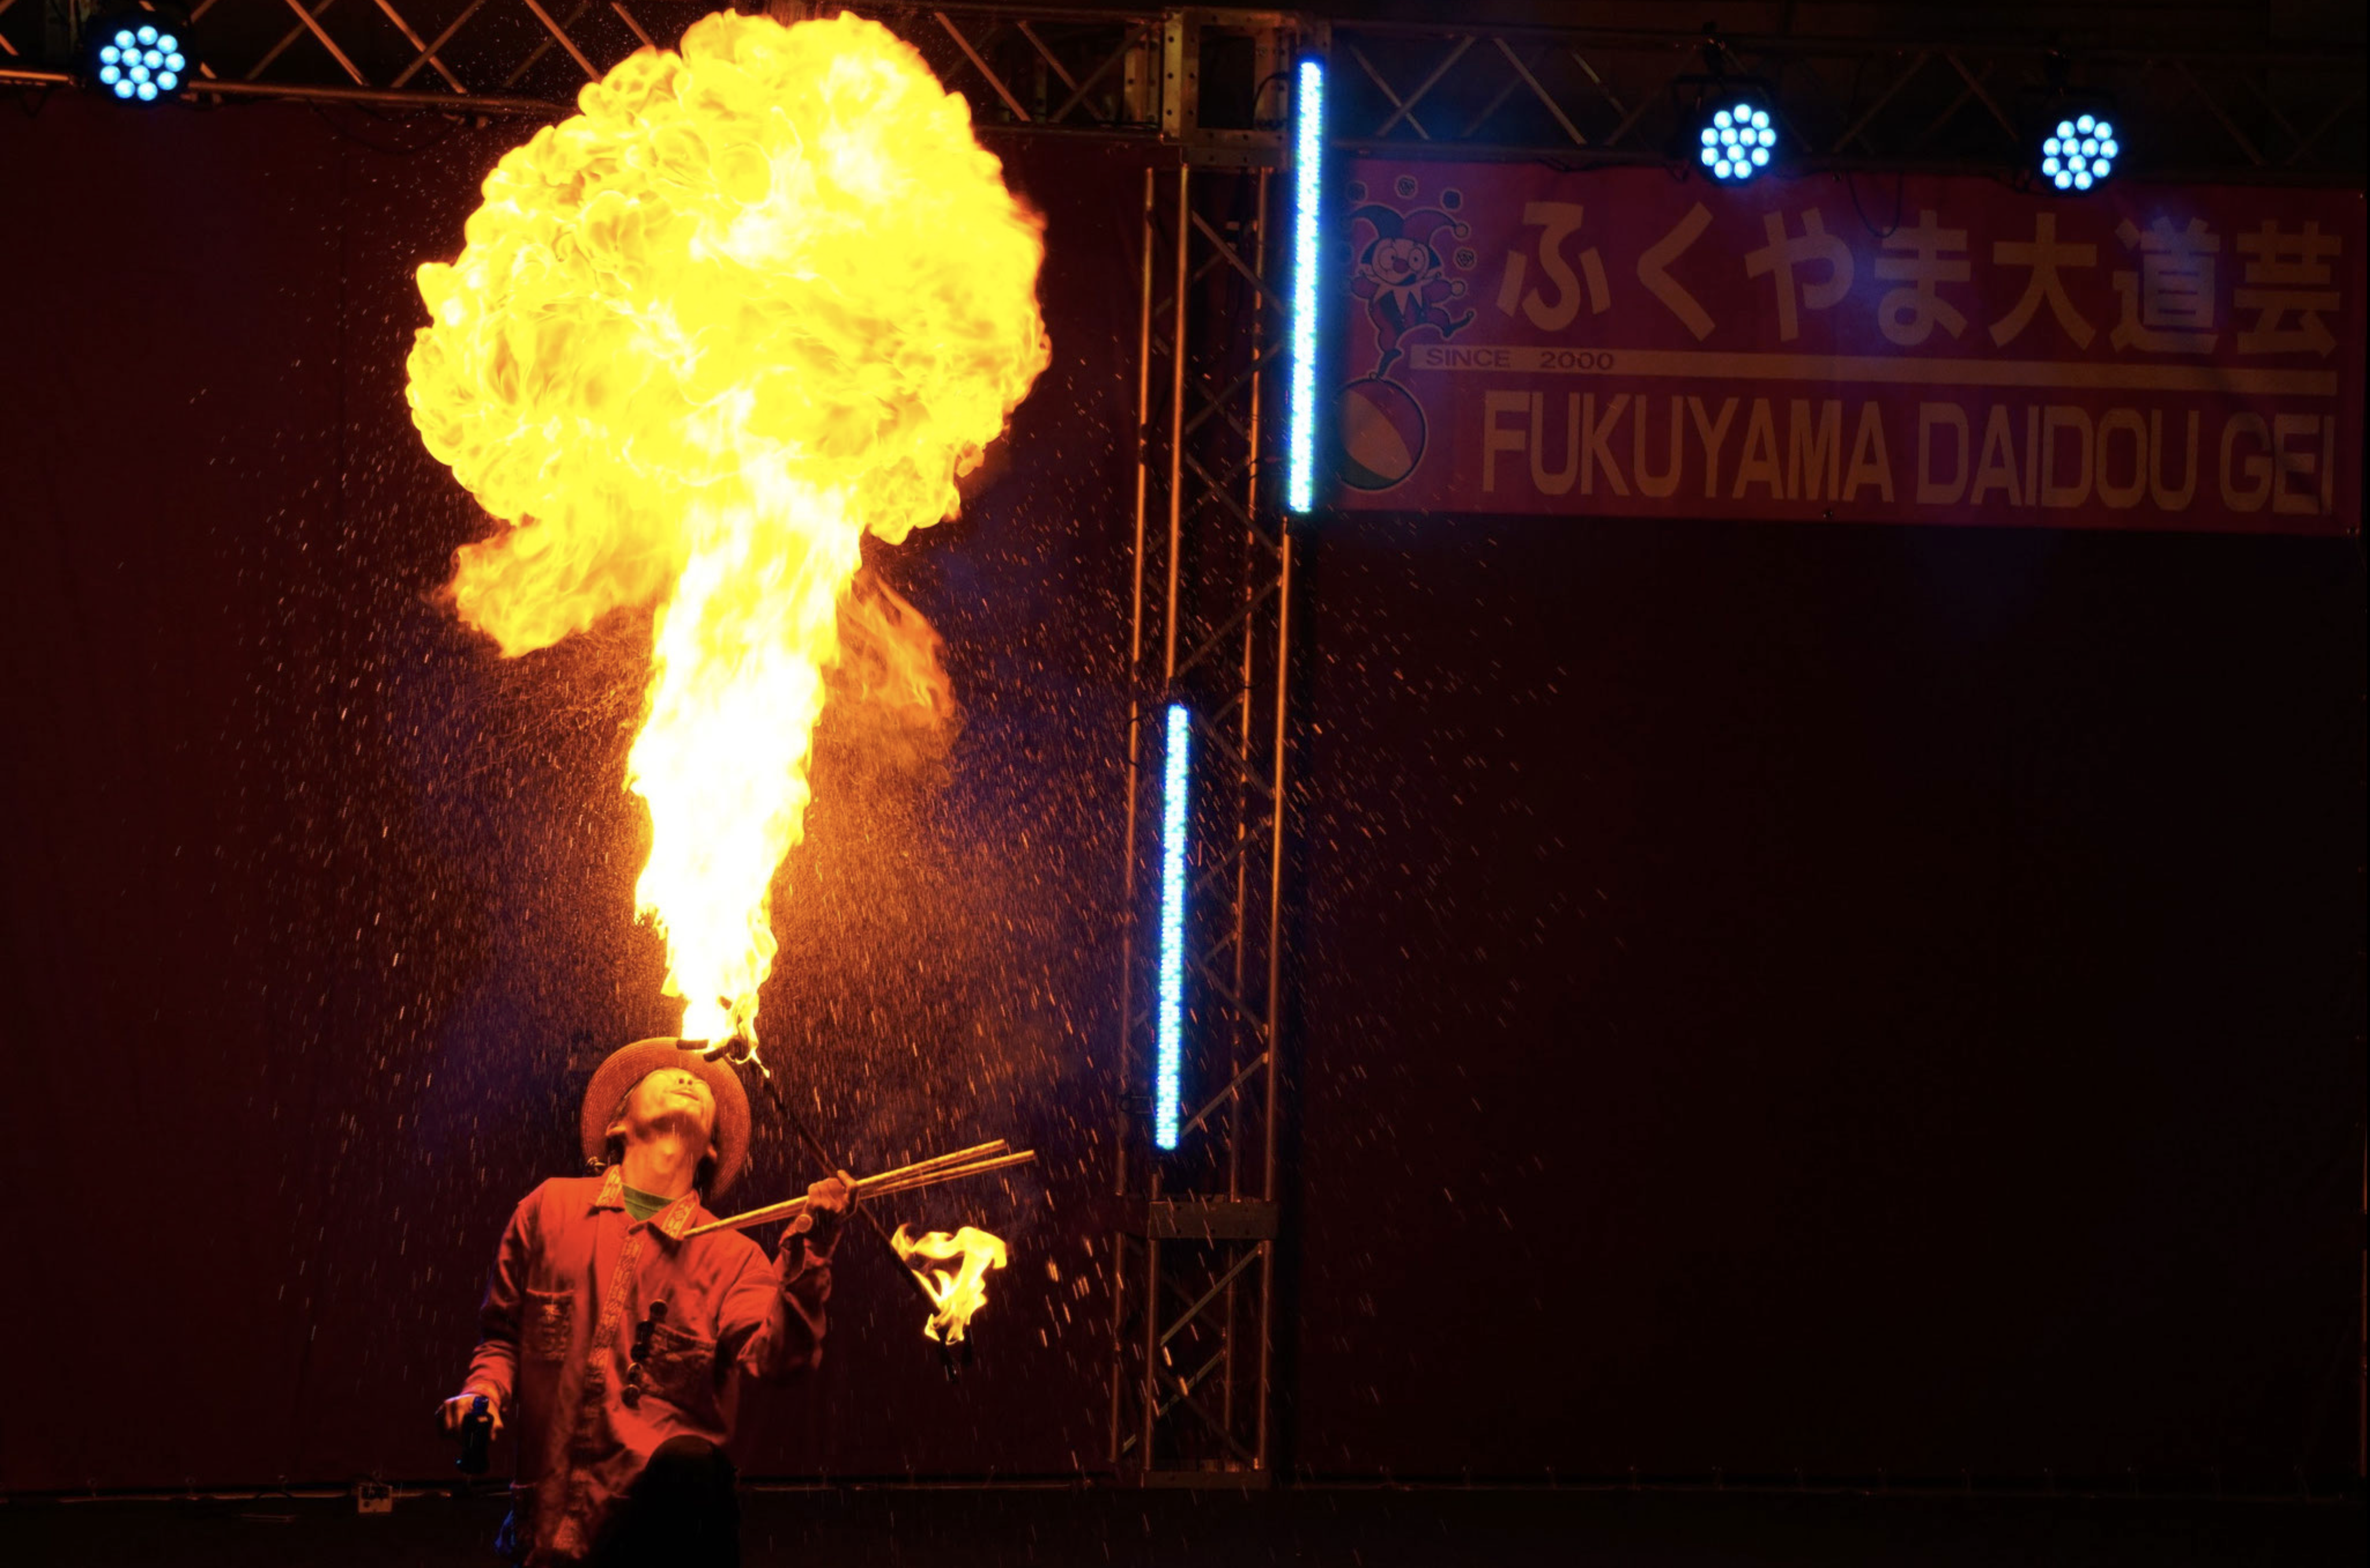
[1337,377,1426,492]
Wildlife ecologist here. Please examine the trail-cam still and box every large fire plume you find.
[891,1224,1009,1343]
[406,11,1049,1046]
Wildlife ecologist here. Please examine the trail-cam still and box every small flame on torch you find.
[890,1224,1008,1343]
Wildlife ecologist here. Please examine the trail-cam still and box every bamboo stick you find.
[856,1149,1038,1201]
[685,1146,1037,1239]
[864,1139,1009,1181]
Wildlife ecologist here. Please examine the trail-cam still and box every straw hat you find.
[580,1036,753,1197]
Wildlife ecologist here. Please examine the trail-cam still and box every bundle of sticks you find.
[684,1139,1035,1239]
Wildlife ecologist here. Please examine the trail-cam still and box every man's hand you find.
[437,1391,503,1441]
[791,1173,855,1250]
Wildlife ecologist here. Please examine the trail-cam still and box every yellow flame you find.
[890,1223,1009,1343]
[404,10,1049,1046]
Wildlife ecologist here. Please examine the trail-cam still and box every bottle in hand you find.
[457,1394,493,1475]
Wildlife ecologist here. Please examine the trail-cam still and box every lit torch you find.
[891,1224,1009,1344]
[404,11,1050,1049]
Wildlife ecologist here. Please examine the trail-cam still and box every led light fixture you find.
[1286,57,1325,515]
[1153,701,1191,1152]
[2040,112,2120,192]
[1697,96,1777,184]
[86,10,195,104]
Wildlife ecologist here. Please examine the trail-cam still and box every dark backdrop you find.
[1290,516,2364,1482]
[2,92,2361,1492]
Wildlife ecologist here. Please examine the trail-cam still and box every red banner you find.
[1331,162,2362,533]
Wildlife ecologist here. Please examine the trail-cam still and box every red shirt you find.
[460,1167,833,1565]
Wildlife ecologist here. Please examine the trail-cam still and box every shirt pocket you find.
[523,1288,574,1361]
[640,1318,722,1424]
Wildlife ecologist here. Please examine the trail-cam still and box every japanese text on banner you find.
[1332,165,2361,533]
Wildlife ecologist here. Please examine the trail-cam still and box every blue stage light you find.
[1153,702,1191,1151]
[2040,111,2118,192]
[1286,57,1325,515]
[85,11,193,105]
[1696,98,1777,184]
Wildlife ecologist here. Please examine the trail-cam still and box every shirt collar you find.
[654,1197,700,1242]
[591,1166,701,1242]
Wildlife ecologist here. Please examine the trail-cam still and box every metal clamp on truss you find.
[1156,7,1325,168]
[1137,1198,1280,1242]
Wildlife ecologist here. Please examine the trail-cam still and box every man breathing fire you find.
[441,1038,849,1566]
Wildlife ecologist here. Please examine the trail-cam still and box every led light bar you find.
[1286,56,1325,515]
[1153,702,1191,1151]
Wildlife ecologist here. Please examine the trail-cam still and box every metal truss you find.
[1327,20,2365,185]
[1105,155,1288,1484]
[0,0,1187,122]
[1104,16,1316,1485]
[9,5,2355,187]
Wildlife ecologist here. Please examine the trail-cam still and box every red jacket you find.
[460,1167,833,1565]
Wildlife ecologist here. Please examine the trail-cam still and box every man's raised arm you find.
[718,1177,845,1382]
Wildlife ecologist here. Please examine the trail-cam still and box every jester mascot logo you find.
[1351,199,1475,378]
[1337,191,1474,492]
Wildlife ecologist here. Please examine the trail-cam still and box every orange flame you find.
[890,1223,1009,1343]
[404,11,1049,1047]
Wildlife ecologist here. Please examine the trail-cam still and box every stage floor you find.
[2,1484,2360,1566]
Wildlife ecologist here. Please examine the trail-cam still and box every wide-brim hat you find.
[581,1036,753,1197]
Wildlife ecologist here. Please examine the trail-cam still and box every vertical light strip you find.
[1286,55,1325,514]
[1153,701,1191,1151]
